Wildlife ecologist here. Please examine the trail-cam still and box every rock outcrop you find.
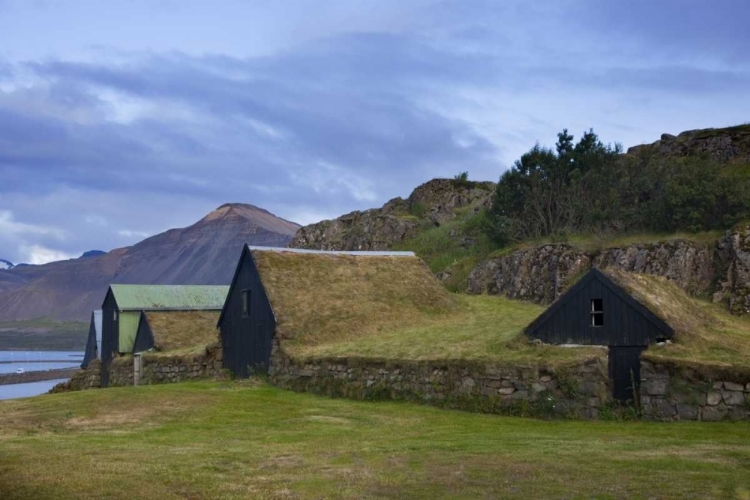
[714,223,750,315]
[467,239,718,305]
[466,245,590,303]
[593,240,715,296]
[289,179,495,250]
[627,125,750,164]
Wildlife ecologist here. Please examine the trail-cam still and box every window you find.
[590,299,603,327]
[113,311,117,321]
[241,289,251,317]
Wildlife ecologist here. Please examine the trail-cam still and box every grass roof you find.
[251,250,458,350]
[144,310,220,354]
[300,294,604,366]
[604,269,750,376]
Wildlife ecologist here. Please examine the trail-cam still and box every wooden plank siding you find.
[525,268,673,347]
[218,246,276,378]
[100,290,119,388]
[132,312,154,354]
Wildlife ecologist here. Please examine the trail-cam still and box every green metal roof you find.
[110,285,229,311]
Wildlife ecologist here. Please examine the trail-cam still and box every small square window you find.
[590,299,603,327]
[241,289,251,317]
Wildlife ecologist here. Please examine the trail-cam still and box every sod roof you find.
[597,268,750,377]
[250,248,458,350]
[143,310,220,352]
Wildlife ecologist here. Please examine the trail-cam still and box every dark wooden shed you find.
[525,268,675,402]
[99,285,228,387]
[217,245,276,378]
[217,245,426,379]
[81,311,98,369]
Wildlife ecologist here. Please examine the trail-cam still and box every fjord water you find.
[0,378,70,400]
[0,351,83,373]
[0,351,83,400]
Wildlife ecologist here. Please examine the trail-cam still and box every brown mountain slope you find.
[0,204,299,321]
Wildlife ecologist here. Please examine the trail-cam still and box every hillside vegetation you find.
[485,125,750,245]
[389,126,750,291]
[2,382,750,499]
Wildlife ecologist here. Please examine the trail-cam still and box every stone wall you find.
[270,341,750,421]
[270,341,611,419]
[640,361,750,421]
[50,360,102,393]
[137,345,224,385]
[50,345,225,393]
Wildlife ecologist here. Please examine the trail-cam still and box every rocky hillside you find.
[0,204,299,322]
[289,179,495,251]
[627,125,750,163]
[466,224,750,315]
[287,125,750,313]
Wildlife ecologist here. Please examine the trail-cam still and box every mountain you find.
[0,204,299,321]
[0,259,13,270]
[80,250,106,259]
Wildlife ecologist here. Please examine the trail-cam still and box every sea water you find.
[0,350,83,373]
[0,378,70,400]
[0,351,83,400]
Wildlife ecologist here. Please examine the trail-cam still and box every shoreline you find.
[0,367,79,386]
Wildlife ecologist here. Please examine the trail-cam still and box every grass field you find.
[298,295,604,366]
[1,381,749,499]
[0,319,88,351]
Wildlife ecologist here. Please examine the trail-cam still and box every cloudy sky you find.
[0,0,748,264]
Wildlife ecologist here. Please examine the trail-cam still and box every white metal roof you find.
[247,246,415,257]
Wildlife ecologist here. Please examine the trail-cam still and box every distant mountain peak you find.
[200,203,300,234]
[0,259,13,270]
[80,250,106,259]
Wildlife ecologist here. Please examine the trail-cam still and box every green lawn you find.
[1,381,749,499]
[298,295,604,366]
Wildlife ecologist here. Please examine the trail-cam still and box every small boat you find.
[15,368,25,374]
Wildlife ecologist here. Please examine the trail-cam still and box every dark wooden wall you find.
[132,312,154,354]
[81,312,97,369]
[219,249,276,378]
[609,346,645,402]
[527,273,670,347]
[100,290,119,388]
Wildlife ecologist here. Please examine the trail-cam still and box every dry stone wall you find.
[137,346,224,385]
[640,361,750,421]
[50,359,102,392]
[270,341,611,419]
[270,340,750,421]
[50,345,225,393]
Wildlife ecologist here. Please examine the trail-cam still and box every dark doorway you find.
[608,346,645,403]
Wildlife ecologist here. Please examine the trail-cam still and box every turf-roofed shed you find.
[218,245,456,378]
[100,285,229,387]
[81,310,102,369]
[525,268,690,402]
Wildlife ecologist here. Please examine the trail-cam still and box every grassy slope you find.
[392,204,725,293]
[0,319,88,351]
[1,382,749,500]
[253,252,457,349]
[298,295,603,366]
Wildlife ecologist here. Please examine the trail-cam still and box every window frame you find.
[241,289,251,318]
[590,299,604,327]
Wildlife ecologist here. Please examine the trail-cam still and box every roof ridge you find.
[248,246,415,256]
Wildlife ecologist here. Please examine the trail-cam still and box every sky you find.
[0,0,749,265]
